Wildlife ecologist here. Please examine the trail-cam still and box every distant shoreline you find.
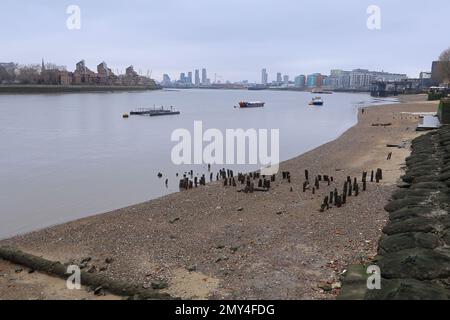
[0,85,161,94]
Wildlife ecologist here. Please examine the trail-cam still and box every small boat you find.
[122,113,129,118]
[130,106,181,117]
[309,97,324,106]
[239,101,265,108]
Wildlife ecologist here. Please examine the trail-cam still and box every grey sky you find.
[1,0,448,81]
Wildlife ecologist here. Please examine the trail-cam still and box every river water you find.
[0,89,395,238]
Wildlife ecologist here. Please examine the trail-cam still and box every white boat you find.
[309,97,324,106]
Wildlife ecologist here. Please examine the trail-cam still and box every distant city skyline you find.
[1,1,449,82]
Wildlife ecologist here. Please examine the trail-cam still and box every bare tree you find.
[439,47,450,84]
[0,63,17,83]
[44,63,67,72]
[17,64,40,84]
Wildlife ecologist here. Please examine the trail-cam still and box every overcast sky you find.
[1,0,448,81]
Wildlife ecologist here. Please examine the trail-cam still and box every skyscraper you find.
[283,75,289,86]
[202,68,207,85]
[276,72,282,85]
[187,71,193,84]
[195,69,200,86]
[162,74,171,86]
[261,68,268,85]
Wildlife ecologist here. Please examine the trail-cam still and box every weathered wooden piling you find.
[348,180,352,196]
[336,195,342,208]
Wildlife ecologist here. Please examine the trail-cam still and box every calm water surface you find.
[0,89,395,238]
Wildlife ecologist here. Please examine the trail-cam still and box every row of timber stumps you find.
[178,166,386,211]
[0,247,174,300]
[339,126,450,300]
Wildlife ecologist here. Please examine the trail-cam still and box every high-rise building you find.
[307,73,322,87]
[329,70,351,89]
[261,68,268,85]
[294,75,306,87]
[195,69,200,85]
[202,68,207,85]
[276,72,282,85]
[187,71,193,84]
[162,74,171,86]
[283,75,289,86]
[180,73,186,83]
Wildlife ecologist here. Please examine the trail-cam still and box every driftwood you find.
[0,246,172,300]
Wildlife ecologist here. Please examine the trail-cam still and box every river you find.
[0,89,395,238]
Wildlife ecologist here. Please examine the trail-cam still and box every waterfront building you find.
[261,68,268,85]
[73,60,96,85]
[97,62,118,85]
[294,75,306,87]
[349,69,407,90]
[283,75,289,86]
[306,73,323,87]
[328,69,351,89]
[187,71,193,85]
